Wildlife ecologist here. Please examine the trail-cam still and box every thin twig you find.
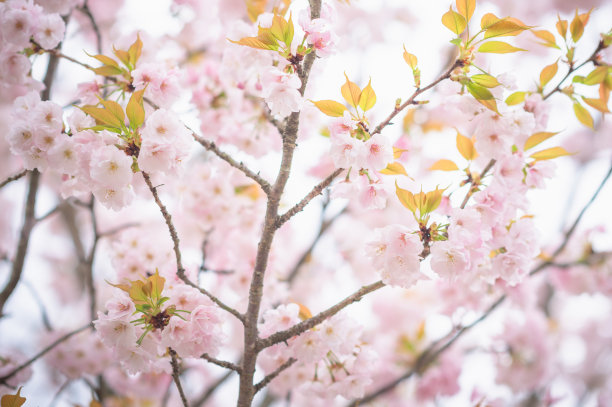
[169,348,190,407]
[277,168,344,227]
[193,136,272,195]
[35,204,61,223]
[0,170,27,189]
[22,280,53,331]
[85,197,98,321]
[258,280,385,350]
[370,59,462,136]
[97,222,140,238]
[79,0,102,54]
[0,323,93,384]
[200,353,242,373]
[460,158,496,209]
[254,358,297,393]
[142,172,243,322]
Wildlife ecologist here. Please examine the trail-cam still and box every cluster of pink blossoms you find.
[0,0,65,92]
[258,303,375,404]
[6,91,193,210]
[298,3,338,57]
[94,272,224,374]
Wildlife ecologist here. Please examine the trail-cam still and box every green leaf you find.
[285,13,294,47]
[471,73,501,88]
[467,82,500,114]
[573,102,594,128]
[583,66,608,85]
[228,35,278,51]
[113,46,130,67]
[429,159,459,171]
[92,65,124,77]
[456,0,475,22]
[98,98,125,127]
[505,91,527,105]
[85,52,119,67]
[540,60,558,88]
[311,99,347,117]
[341,73,361,108]
[569,10,584,42]
[358,78,376,112]
[478,41,526,54]
[441,7,467,35]
[126,89,146,129]
[524,131,559,150]
[79,105,123,129]
[530,146,571,160]
[484,18,531,39]
[1,387,26,407]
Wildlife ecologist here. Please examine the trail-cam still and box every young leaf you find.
[341,73,361,108]
[128,34,143,68]
[86,52,119,67]
[478,41,526,54]
[429,159,459,171]
[403,45,418,69]
[92,65,124,77]
[466,82,500,114]
[98,98,126,127]
[113,46,130,67]
[311,100,347,117]
[569,10,584,42]
[540,60,558,88]
[457,131,477,160]
[573,102,594,128]
[583,66,608,86]
[79,105,123,129]
[484,18,530,39]
[424,186,445,214]
[358,79,377,112]
[270,14,288,42]
[506,91,527,105]
[285,13,294,47]
[441,7,467,35]
[530,146,571,161]
[480,13,500,30]
[556,15,567,37]
[393,147,408,159]
[583,96,609,113]
[148,269,165,301]
[531,29,559,49]
[228,35,278,51]
[456,0,475,22]
[246,0,267,22]
[126,89,146,129]
[1,387,26,407]
[524,131,559,150]
[379,161,408,176]
[471,73,501,88]
[395,181,417,213]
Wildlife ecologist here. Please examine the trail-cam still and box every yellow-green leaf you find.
[128,34,143,68]
[573,102,594,128]
[457,131,477,160]
[379,161,408,176]
[270,14,288,42]
[467,82,500,114]
[506,91,527,105]
[149,269,165,300]
[480,13,501,30]
[484,18,530,39]
[98,98,125,126]
[403,45,418,69]
[583,66,608,86]
[393,147,408,159]
[1,387,26,407]
[524,131,559,150]
[556,15,568,38]
[113,46,130,67]
[531,29,559,49]
[285,13,294,47]
[341,73,361,108]
[570,10,584,42]
[395,181,416,213]
[456,0,475,22]
[79,105,123,128]
[530,146,571,161]
[429,159,459,171]
[86,52,119,67]
[246,0,267,22]
[583,97,609,113]
[478,41,526,54]
[424,186,445,214]
[358,78,376,112]
[92,65,123,77]
[228,36,278,51]
[540,60,558,88]
[471,73,501,88]
[441,7,467,35]
[311,100,347,117]
[126,89,146,129]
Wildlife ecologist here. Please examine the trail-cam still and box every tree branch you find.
[169,348,190,407]
[258,280,385,350]
[460,158,496,209]
[193,136,272,195]
[200,353,242,373]
[0,323,93,385]
[191,370,235,407]
[0,169,27,189]
[254,358,297,394]
[277,168,344,227]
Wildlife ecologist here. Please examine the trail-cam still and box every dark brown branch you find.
[200,353,242,373]
[0,170,27,189]
[193,136,272,195]
[0,323,93,385]
[370,59,462,136]
[277,168,344,227]
[169,348,190,407]
[258,280,385,350]
[254,358,297,393]
[142,172,243,322]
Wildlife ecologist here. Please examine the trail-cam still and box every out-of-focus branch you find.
[169,348,190,407]
[254,358,297,393]
[460,158,496,209]
[191,370,235,407]
[79,0,102,54]
[0,169,27,189]
[200,353,242,373]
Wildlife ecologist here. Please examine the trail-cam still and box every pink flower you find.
[33,12,65,49]
[430,240,471,280]
[364,134,393,171]
[90,145,134,187]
